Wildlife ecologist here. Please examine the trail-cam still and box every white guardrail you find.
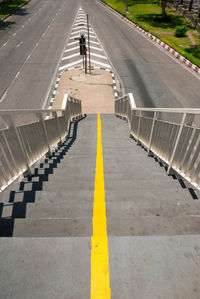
[115,93,200,190]
[0,96,82,191]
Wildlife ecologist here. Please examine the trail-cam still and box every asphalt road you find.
[0,0,79,109]
[82,0,200,108]
[0,0,200,109]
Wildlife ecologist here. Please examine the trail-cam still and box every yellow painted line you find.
[91,114,111,299]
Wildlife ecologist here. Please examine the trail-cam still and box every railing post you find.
[167,113,187,175]
[148,111,160,156]
[4,113,32,177]
[52,111,62,145]
[137,111,142,145]
[36,112,52,157]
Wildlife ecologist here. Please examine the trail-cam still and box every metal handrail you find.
[0,96,82,191]
[115,93,200,190]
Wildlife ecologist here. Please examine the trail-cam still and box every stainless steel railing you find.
[0,96,82,191]
[115,93,200,190]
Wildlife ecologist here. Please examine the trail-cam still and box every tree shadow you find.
[185,45,200,59]
[135,13,186,29]
[0,20,16,30]
[14,7,29,16]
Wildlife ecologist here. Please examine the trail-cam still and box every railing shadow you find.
[131,135,199,200]
[0,115,86,237]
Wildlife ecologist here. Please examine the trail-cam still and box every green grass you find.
[102,0,200,67]
[0,0,27,19]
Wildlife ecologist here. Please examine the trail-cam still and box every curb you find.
[98,0,200,75]
[0,0,31,24]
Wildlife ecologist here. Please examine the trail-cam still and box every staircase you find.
[1,114,199,237]
[0,110,200,298]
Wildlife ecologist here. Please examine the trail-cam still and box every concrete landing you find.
[52,69,115,114]
[109,235,200,299]
[0,237,91,299]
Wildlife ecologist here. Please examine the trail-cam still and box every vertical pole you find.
[148,111,157,156]
[167,113,187,175]
[137,111,142,145]
[126,0,128,12]
[85,47,87,74]
[82,50,84,70]
[9,113,32,177]
[87,14,91,74]
[36,112,52,157]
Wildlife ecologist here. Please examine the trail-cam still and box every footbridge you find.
[0,93,200,298]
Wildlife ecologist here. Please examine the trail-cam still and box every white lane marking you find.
[61,94,68,109]
[16,41,23,48]
[13,33,16,37]
[68,40,79,46]
[22,25,25,28]
[35,42,39,47]
[0,91,7,103]
[72,27,93,33]
[15,71,20,79]
[75,18,87,22]
[62,53,79,60]
[69,34,96,40]
[59,59,82,70]
[27,54,31,60]
[90,53,107,59]
[74,20,87,24]
[90,59,111,68]
[65,46,79,52]
[90,40,100,45]
[70,31,96,39]
[3,42,8,47]
[62,52,107,61]
[71,30,87,35]
[73,25,89,29]
[90,46,103,51]
[68,39,99,46]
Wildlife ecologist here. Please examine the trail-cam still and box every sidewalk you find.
[52,69,115,114]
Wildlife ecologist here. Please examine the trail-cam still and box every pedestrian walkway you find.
[0,113,200,298]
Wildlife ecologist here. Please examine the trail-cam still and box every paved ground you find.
[52,69,114,113]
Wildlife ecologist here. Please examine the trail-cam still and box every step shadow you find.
[0,115,86,237]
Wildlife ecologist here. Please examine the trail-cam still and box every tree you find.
[161,0,167,17]
[189,0,193,11]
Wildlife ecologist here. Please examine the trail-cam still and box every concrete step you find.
[106,200,200,217]
[105,184,194,201]
[25,199,200,219]
[26,201,92,218]
[13,218,92,237]
[107,215,200,236]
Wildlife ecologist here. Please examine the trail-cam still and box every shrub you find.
[175,25,188,37]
